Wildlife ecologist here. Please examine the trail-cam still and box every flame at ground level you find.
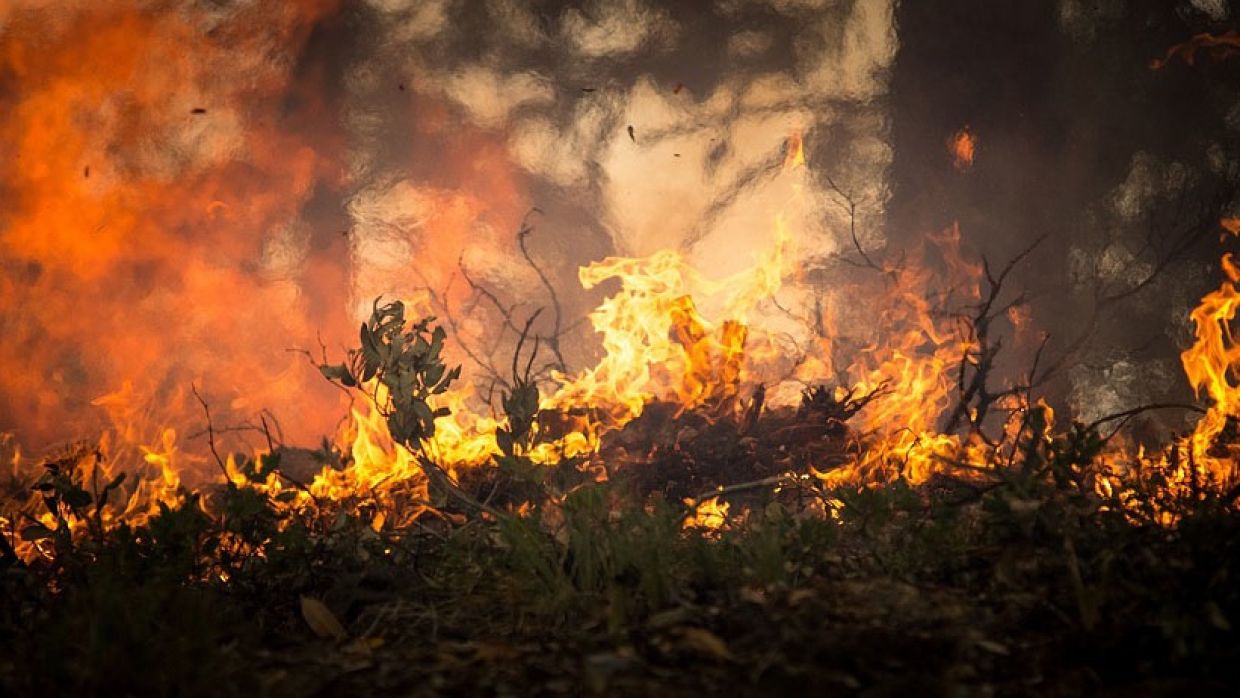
[3,158,1239,557]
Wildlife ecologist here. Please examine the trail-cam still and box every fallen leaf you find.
[674,627,733,661]
[1206,600,1232,631]
[584,649,638,693]
[646,606,694,629]
[975,638,1010,656]
[787,588,815,606]
[300,596,347,641]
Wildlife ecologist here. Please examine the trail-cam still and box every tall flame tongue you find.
[540,138,801,436]
[8,78,1240,560]
[1180,246,1240,489]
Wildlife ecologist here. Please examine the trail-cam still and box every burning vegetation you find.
[3,1,1240,696]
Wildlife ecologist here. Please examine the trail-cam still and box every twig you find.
[417,455,505,521]
[516,208,570,374]
[191,384,231,481]
[942,236,1045,438]
[431,273,510,392]
[681,473,793,523]
[823,172,883,273]
[1087,402,1208,441]
[512,308,545,384]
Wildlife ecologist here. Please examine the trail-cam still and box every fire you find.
[0,1,353,451]
[539,138,802,432]
[949,127,975,172]
[1151,31,1240,70]
[5,88,1240,563]
[684,496,730,530]
[1179,252,1240,489]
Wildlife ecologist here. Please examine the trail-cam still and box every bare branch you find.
[822,172,883,273]
[190,384,230,481]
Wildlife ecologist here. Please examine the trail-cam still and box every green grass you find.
[3,441,1240,696]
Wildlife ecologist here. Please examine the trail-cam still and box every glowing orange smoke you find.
[0,2,352,454]
[949,127,975,172]
[4,51,1240,564]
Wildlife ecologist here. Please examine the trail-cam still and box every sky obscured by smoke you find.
[343,0,896,323]
[1,0,1237,450]
[0,0,897,449]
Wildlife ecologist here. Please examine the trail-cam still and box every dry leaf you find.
[1206,601,1232,631]
[646,606,695,630]
[300,595,347,640]
[975,638,1010,656]
[787,588,815,606]
[675,627,733,661]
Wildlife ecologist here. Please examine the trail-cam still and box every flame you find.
[1151,31,1240,70]
[539,138,802,433]
[0,1,353,451]
[684,496,730,530]
[1179,253,1240,490]
[7,87,1240,562]
[949,127,975,172]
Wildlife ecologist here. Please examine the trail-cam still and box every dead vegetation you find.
[3,308,1240,696]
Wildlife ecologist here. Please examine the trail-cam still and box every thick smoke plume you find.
[0,0,898,460]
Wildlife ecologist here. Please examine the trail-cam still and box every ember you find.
[949,126,975,172]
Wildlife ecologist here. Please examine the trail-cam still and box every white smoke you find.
[344,0,898,373]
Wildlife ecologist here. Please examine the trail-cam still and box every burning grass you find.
[3,139,1240,694]
[2,415,1239,695]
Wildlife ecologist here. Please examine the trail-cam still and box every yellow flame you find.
[10,130,1240,561]
[684,496,730,530]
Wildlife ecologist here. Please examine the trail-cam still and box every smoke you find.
[0,0,900,453]
[345,0,896,365]
[6,0,1236,460]
[881,0,1240,437]
[0,1,353,450]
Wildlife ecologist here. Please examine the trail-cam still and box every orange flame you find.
[949,127,975,172]
[0,1,352,452]
[1180,253,1240,490]
[5,59,1240,560]
[1151,31,1240,70]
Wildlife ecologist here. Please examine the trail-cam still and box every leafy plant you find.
[319,299,461,448]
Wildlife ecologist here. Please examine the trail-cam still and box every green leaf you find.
[360,323,382,369]
[104,472,127,491]
[319,363,354,385]
[20,523,54,541]
[411,400,434,427]
[496,429,515,457]
[62,487,92,509]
